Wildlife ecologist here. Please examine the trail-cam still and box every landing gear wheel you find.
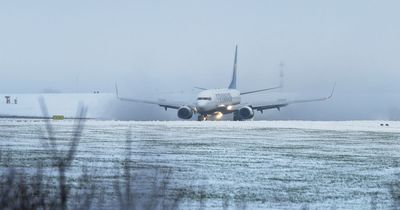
[198,115,207,121]
[233,111,241,121]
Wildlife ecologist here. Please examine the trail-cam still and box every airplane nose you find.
[197,100,207,109]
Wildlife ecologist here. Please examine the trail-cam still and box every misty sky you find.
[1,0,400,120]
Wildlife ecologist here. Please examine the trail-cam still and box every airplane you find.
[116,46,335,121]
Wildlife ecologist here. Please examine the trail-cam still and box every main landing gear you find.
[233,111,242,121]
[197,115,208,121]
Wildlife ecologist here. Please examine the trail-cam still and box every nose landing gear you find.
[197,115,208,121]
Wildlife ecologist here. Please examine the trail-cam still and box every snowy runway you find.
[1,119,400,209]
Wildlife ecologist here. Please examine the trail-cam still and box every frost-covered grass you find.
[1,119,400,209]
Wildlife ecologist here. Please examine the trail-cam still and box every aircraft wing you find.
[117,96,187,109]
[115,85,189,110]
[249,85,335,112]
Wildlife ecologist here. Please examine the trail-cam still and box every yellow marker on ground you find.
[52,115,65,120]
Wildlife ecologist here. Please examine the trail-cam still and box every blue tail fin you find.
[228,45,238,89]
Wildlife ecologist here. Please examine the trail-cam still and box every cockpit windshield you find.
[197,97,212,101]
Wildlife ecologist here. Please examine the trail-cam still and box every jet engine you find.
[177,106,194,119]
[238,106,254,120]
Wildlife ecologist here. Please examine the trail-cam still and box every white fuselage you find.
[196,89,241,114]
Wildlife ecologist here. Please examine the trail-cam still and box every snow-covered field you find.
[1,119,400,209]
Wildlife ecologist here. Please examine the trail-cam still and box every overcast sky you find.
[1,0,400,120]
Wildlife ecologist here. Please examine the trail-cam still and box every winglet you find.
[115,83,120,99]
[228,45,238,89]
[327,82,336,99]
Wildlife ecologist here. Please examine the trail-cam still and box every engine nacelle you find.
[238,106,254,120]
[177,106,194,119]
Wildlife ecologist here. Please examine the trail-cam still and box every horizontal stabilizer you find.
[241,85,282,95]
[194,87,208,90]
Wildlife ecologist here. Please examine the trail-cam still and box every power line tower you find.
[279,62,285,89]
